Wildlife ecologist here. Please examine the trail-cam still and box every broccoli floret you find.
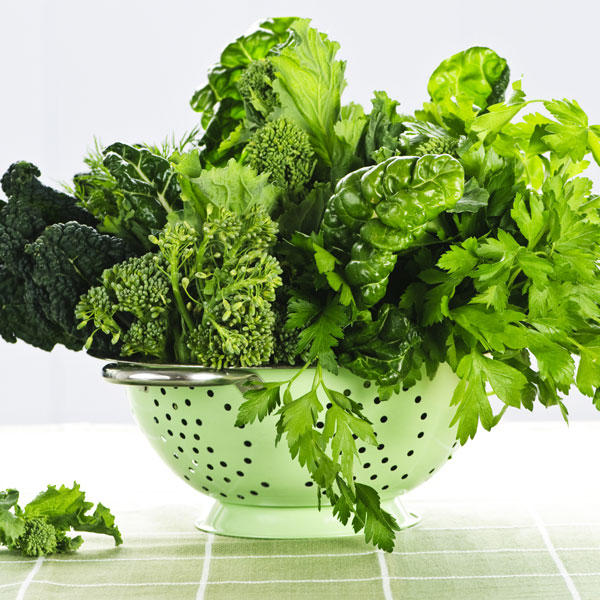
[237,59,279,117]
[414,137,459,157]
[247,119,316,191]
[76,253,171,359]
[14,518,57,557]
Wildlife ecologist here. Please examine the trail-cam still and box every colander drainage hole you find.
[177,446,184,453]
[417,432,425,439]
[250,490,258,496]
[160,388,166,395]
[154,399,159,407]
[316,421,324,429]
[193,447,199,454]
[380,416,388,423]
[343,389,351,396]
[244,457,252,464]
[172,403,178,410]
[185,399,191,407]
[415,395,422,404]
[184,475,189,481]
[179,433,186,440]
[358,447,366,454]
[219,461,227,468]
[305,481,313,487]
[382,457,389,464]
[173,453,179,459]
[237,494,245,500]
[192,459,199,466]
[167,429,173,437]
[429,468,435,474]
[261,482,270,488]
[207,389,214,397]
[181,418,188,426]
[377,444,384,450]
[363,381,371,389]
[382,485,389,490]
[363,463,371,469]
[401,474,408,480]
[166,414,171,421]
[407,450,414,456]
[206,475,213,482]
[194,434,200,441]
[224,477,231,483]
[374,396,381,404]
[391,465,398,471]
[196,419,203,427]
[236,471,244,477]
[207,464,214,470]
[352,434,358,440]
[244,441,252,447]
[207,447,214,453]
[189,467,195,473]
[224,403,232,411]
[420,413,427,420]
[202,486,209,492]
[160,435,166,443]
[326,403,332,409]
[220,493,227,498]
[153,417,159,424]
[370,474,377,480]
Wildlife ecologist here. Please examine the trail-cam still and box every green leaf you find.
[0,490,25,546]
[277,389,323,450]
[427,46,509,110]
[576,344,600,397]
[511,192,547,248]
[352,483,399,552]
[271,19,346,167]
[447,178,490,213]
[450,353,494,443]
[476,354,527,408]
[236,382,283,425]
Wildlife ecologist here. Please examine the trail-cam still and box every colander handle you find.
[102,362,262,389]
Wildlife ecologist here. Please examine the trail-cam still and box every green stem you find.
[170,262,194,332]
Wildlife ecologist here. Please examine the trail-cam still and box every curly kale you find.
[26,222,131,345]
[247,119,316,191]
[76,253,171,359]
[0,162,96,275]
[238,59,279,118]
[0,162,131,353]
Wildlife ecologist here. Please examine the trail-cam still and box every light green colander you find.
[103,362,459,539]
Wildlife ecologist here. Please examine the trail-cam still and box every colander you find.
[103,362,459,539]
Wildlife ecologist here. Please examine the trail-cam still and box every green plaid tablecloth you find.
[0,423,598,599]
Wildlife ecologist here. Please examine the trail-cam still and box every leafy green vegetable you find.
[427,46,509,111]
[247,119,316,190]
[0,163,131,354]
[270,18,347,170]
[0,484,122,557]
[73,142,182,251]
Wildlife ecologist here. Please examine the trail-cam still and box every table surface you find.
[0,421,598,599]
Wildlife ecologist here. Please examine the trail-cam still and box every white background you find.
[1,0,599,424]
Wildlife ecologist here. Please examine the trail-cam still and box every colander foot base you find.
[194,495,421,539]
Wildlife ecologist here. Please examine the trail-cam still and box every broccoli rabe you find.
[247,119,316,191]
[414,136,459,157]
[238,59,279,118]
[77,253,171,359]
[0,484,121,557]
[155,205,282,367]
[13,518,58,557]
